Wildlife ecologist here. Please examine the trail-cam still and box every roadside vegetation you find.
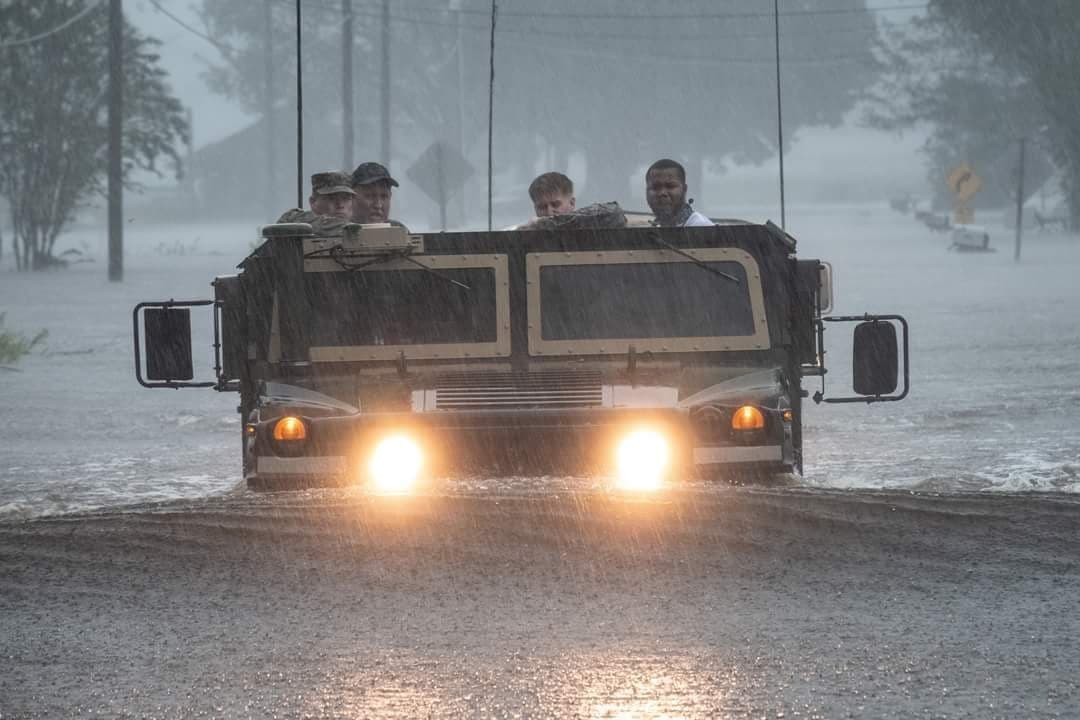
[869,0,1079,225]
[0,313,47,366]
[0,1,189,271]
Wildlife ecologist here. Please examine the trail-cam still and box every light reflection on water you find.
[559,657,729,719]
[306,653,743,719]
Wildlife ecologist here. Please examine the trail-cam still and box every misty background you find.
[133,0,929,231]
[3,0,1071,245]
[4,0,942,243]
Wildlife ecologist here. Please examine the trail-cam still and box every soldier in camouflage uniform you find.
[277,171,356,235]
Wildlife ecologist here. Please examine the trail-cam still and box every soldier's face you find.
[310,192,354,220]
[352,182,392,223]
[646,168,687,218]
[533,192,575,217]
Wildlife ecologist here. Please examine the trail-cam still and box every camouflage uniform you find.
[528,201,627,230]
[276,171,356,236]
[275,208,352,236]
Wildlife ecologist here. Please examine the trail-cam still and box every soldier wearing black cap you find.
[276,171,356,235]
[350,162,401,225]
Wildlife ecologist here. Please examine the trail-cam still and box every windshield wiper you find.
[645,230,740,284]
[397,253,472,290]
[321,244,471,291]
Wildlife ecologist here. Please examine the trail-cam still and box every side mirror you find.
[145,308,194,381]
[853,321,897,396]
[814,314,909,404]
[134,300,218,389]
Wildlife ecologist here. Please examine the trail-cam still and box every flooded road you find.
[2,487,1078,718]
[3,207,1079,520]
[2,206,1079,716]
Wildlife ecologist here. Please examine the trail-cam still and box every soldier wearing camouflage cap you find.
[276,170,356,235]
[308,171,355,219]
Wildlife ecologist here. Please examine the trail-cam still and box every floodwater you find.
[2,205,1079,718]
[2,205,1078,517]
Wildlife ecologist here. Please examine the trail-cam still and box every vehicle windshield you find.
[303,268,497,346]
[539,261,755,340]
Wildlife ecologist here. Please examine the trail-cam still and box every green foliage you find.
[867,1,1079,223]
[0,313,47,364]
[0,1,191,271]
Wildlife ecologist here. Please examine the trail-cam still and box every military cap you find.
[310,171,356,196]
[351,161,399,187]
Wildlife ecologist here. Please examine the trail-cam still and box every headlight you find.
[368,435,424,494]
[615,429,669,491]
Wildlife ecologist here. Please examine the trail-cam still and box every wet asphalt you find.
[1,486,1078,719]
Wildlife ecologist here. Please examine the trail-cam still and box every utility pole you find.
[342,0,354,168]
[773,0,786,230]
[263,0,276,216]
[107,0,123,282]
[486,0,496,232]
[295,0,303,208]
[1014,137,1026,263]
[380,0,390,166]
[454,0,467,227]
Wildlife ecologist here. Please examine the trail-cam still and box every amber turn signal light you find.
[731,405,765,431]
[273,416,308,441]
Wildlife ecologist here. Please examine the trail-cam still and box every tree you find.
[867,2,1074,223]
[934,1,1080,227]
[485,0,881,206]
[197,0,880,221]
[0,1,189,270]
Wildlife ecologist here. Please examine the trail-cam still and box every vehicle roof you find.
[243,220,796,268]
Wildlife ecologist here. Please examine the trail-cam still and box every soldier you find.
[350,161,401,225]
[277,171,356,235]
[645,158,713,227]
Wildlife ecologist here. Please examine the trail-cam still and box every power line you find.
[146,0,237,57]
[245,1,885,67]
[0,0,103,49]
[485,1,925,20]
[469,21,879,45]
[504,1,927,20]
[495,39,880,67]
[333,0,928,21]
[272,2,890,46]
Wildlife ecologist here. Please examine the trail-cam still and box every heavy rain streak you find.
[1,0,1078,717]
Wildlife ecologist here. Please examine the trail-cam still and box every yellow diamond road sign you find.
[947,163,983,202]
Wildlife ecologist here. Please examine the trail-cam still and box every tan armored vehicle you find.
[134,221,908,491]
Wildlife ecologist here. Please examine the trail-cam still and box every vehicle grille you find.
[432,370,603,410]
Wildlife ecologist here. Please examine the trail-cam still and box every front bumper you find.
[248,406,790,486]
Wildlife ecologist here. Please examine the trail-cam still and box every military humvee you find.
[133,220,908,492]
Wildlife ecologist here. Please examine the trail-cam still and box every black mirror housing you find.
[852,321,898,396]
[144,308,194,381]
